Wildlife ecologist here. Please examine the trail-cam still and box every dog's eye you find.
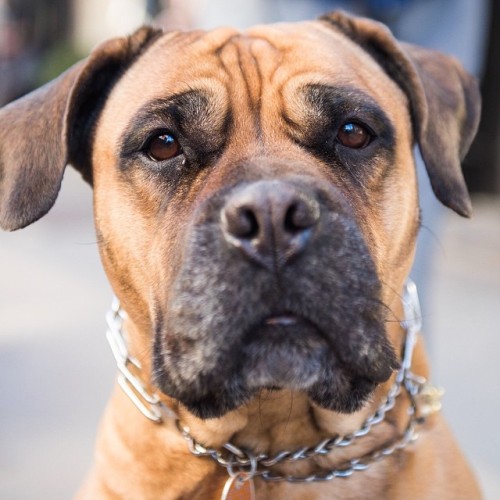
[146,133,182,161]
[337,122,372,149]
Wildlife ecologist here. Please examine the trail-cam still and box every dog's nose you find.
[221,181,320,270]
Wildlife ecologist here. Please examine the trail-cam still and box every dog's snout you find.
[221,181,320,270]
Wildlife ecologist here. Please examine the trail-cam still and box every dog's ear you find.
[321,11,481,217]
[0,26,162,231]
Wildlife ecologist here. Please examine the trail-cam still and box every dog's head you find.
[0,12,480,418]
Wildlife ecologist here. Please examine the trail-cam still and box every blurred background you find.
[0,0,499,498]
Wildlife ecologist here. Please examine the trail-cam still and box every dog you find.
[0,10,482,499]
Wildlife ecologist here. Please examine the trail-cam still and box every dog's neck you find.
[96,282,438,498]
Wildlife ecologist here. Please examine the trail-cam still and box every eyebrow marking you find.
[120,89,231,157]
[305,84,393,128]
[282,83,396,147]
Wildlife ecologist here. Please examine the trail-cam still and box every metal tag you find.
[221,475,255,500]
[415,383,445,417]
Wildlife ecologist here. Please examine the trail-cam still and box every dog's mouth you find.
[264,314,301,326]
[242,313,329,391]
[154,301,397,419]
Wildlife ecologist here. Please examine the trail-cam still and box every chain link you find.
[106,281,434,483]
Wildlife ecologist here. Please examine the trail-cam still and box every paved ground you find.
[1,169,499,499]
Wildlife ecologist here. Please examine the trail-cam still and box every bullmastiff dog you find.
[0,10,481,499]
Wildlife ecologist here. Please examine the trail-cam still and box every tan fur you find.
[75,23,480,499]
[0,13,481,500]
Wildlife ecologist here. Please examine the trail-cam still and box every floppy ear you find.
[0,26,162,231]
[321,11,481,217]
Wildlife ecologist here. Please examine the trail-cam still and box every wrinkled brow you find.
[120,89,231,155]
[283,83,396,147]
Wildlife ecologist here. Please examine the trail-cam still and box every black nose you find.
[221,181,320,270]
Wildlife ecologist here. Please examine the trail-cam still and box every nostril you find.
[223,205,259,239]
[238,209,259,239]
[284,204,301,234]
[284,199,320,234]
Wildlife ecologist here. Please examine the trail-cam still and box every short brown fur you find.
[0,11,481,499]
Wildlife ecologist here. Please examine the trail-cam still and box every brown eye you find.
[146,133,182,161]
[337,122,372,149]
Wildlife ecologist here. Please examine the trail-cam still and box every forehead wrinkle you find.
[110,28,240,100]
[236,40,263,112]
[216,40,252,106]
[251,21,403,104]
[214,35,273,142]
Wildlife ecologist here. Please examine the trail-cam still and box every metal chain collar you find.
[106,280,441,483]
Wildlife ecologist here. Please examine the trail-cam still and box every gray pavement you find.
[1,169,499,499]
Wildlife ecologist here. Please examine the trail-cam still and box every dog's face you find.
[94,23,415,417]
[0,13,480,419]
